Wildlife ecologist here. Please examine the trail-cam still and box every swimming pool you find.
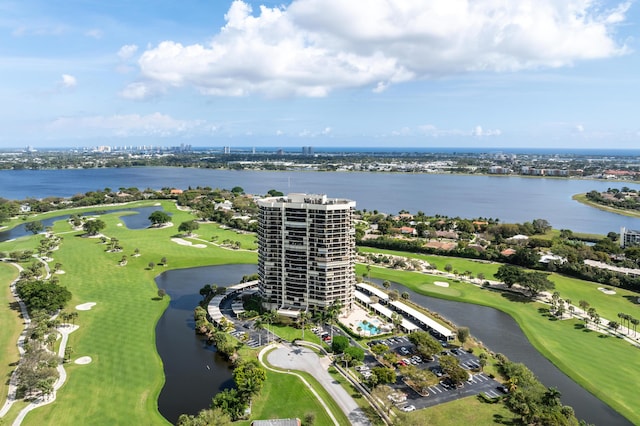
[357,320,382,335]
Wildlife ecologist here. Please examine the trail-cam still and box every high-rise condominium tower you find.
[257,193,356,314]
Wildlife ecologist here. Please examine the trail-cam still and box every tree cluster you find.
[497,355,584,425]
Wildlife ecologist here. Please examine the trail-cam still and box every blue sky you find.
[1,0,638,149]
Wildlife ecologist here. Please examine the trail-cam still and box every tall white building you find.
[257,193,356,315]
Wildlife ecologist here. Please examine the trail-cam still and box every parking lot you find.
[362,336,506,410]
[217,292,506,413]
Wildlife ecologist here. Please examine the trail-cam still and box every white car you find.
[401,405,416,412]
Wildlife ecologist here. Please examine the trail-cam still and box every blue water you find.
[1,167,640,234]
[0,206,164,241]
[357,320,381,335]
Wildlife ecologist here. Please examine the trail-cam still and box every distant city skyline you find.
[1,0,638,149]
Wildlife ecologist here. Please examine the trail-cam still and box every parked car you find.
[400,405,416,412]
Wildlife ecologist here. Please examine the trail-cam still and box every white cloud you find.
[60,74,77,88]
[118,44,139,61]
[472,125,502,137]
[47,113,205,137]
[126,0,629,99]
[575,124,585,133]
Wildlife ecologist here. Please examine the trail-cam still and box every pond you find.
[154,264,258,424]
[0,206,165,242]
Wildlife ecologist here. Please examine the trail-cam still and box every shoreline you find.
[572,193,640,219]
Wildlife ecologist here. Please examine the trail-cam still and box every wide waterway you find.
[1,167,640,234]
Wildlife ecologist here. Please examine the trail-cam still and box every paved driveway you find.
[267,344,370,426]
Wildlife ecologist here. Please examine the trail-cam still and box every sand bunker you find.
[597,287,616,295]
[75,356,92,365]
[171,238,206,248]
[55,270,66,275]
[434,281,450,288]
[76,302,96,311]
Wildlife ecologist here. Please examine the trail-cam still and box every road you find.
[266,343,371,426]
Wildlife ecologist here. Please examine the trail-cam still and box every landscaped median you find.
[256,345,348,426]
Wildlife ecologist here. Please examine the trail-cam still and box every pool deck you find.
[340,305,391,337]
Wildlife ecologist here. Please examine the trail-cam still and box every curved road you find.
[266,344,371,426]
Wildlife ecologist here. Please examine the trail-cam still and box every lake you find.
[1,167,640,234]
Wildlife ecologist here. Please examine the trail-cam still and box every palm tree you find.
[609,321,620,335]
[543,387,562,407]
[478,353,488,372]
[390,313,402,334]
[617,313,625,332]
[578,300,590,313]
[261,310,277,344]
[593,314,601,330]
[199,284,213,301]
[298,311,310,340]
[326,301,342,340]
[631,317,639,337]
[382,280,391,290]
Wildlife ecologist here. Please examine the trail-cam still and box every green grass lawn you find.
[358,247,502,279]
[3,204,640,425]
[0,201,256,425]
[364,265,640,425]
[549,273,640,323]
[254,350,351,426]
[398,395,515,426]
[0,262,21,404]
[239,369,338,426]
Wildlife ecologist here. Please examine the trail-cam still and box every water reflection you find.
[155,264,257,424]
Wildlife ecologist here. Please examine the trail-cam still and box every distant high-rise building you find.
[257,193,356,315]
[223,146,231,154]
[620,227,640,248]
[301,146,314,155]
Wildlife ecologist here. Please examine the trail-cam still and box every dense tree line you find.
[359,231,640,292]
[586,188,640,212]
[14,309,62,400]
[496,354,588,426]
[16,280,72,313]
